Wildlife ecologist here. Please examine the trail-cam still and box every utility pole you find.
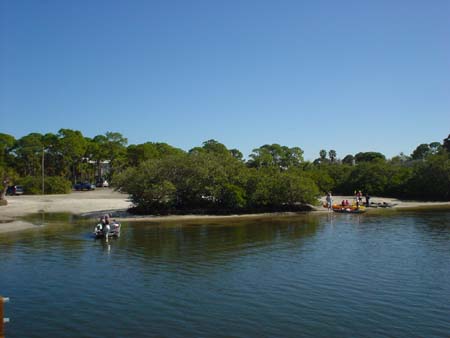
[42,146,45,195]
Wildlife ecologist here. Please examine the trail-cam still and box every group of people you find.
[325,190,371,211]
[95,214,112,238]
[340,199,351,207]
[355,190,370,207]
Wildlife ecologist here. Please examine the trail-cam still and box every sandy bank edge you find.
[1,191,449,234]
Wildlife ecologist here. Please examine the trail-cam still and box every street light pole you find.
[42,146,45,195]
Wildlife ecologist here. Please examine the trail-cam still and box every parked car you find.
[6,185,24,195]
[96,180,109,188]
[74,182,96,191]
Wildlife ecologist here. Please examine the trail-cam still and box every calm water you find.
[1,210,450,337]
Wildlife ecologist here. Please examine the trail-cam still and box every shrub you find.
[18,176,72,195]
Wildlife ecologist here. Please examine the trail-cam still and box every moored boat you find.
[332,204,366,214]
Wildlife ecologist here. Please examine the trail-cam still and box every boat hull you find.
[93,223,121,239]
[332,208,366,214]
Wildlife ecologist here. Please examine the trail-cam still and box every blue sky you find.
[1,0,449,160]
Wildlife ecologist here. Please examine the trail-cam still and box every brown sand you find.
[1,190,449,234]
[0,189,131,233]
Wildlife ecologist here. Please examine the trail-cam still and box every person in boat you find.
[325,192,333,211]
[99,214,111,238]
[95,223,103,233]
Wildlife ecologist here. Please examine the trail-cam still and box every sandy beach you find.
[1,189,449,234]
[0,189,131,233]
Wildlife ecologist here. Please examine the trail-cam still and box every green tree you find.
[126,142,184,167]
[230,149,244,161]
[0,133,15,167]
[278,171,319,205]
[444,134,450,152]
[328,150,337,163]
[56,129,87,182]
[200,139,230,155]
[411,143,431,160]
[248,144,304,170]
[41,133,61,177]
[0,133,16,202]
[342,154,354,165]
[407,152,450,200]
[429,142,442,155]
[390,152,410,164]
[220,183,247,209]
[86,135,108,180]
[354,152,386,163]
[13,133,44,177]
[104,131,128,173]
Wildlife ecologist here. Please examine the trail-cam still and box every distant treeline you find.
[0,130,449,213]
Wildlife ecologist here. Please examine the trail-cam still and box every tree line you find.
[1,130,449,212]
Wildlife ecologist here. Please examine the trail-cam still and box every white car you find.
[96,180,109,188]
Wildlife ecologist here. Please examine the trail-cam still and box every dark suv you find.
[74,182,96,191]
[6,185,24,195]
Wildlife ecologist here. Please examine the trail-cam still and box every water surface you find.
[1,210,450,337]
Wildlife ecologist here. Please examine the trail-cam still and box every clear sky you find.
[1,0,449,160]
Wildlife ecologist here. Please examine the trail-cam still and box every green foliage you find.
[0,133,15,166]
[411,144,429,160]
[350,162,388,195]
[328,150,337,163]
[342,154,354,165]
[116,150,319,213]
[230,149,244,161]
[406,153,450,200]
[0,166,18,200]
[18,176,44,195]
[18,176,72,195]
[248,144,304,169]
[127,142,184,166]
[279,171,320,205]
[302,168,334,194]
[444,134,450,153]
[14,133,44,177]
[354,152,386,163]
[411,142,443,160]
[200,139,230,155]
[45,176,73,194]
[3,131,450,207]
[322,164,353,194]
[220,183,247,209]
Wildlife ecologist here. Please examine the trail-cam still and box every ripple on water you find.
[1,211,450,337]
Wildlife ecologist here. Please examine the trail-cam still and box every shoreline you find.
[1,189,449,234]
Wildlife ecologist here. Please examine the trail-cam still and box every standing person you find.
[356,190,361,202]
[326,192,333,211]
[101,214,111,240]
[365,193,370,207]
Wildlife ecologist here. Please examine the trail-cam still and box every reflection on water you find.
[1,211,450,337]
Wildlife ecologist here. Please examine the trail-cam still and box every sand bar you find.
[1,189,449,234]
[0,189,131,233]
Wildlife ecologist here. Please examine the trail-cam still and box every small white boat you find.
[93,222,121,239]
